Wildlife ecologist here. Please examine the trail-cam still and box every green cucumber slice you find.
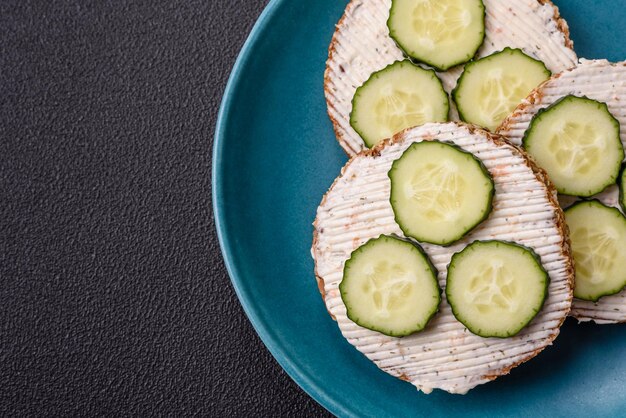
[350,61,448,148]
[446,241,549,338]
[340,235,440,337]
[565,200,626,302]
[389,141,494,245]
[387,0,485,71]
[621,165,626,213]
[523,96,624,197]
[453,48,551,132]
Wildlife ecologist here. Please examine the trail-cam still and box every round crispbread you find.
[498,59,626,324]
[312,122,573,394]
[324,0,577,156]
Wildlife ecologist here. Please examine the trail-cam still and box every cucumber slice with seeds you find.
[523,96,623,197]
[453,48,551,131]
[446,241,549,338]
[387,0,485,71]
[350,61,449,148]
[340,235,440,337]
[565,200,626,302]
[389,141,494,245]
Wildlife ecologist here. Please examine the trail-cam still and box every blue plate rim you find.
[212,0,348,415]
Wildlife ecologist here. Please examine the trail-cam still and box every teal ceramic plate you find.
[213,1,626,416]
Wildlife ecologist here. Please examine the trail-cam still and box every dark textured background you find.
[0,1,330,416]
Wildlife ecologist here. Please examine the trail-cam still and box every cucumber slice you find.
[340,235,440,337]
[523,96,624,197]
[389,141,494,245]
[446,241,549,338]
[565,201,626,302]
[350,61,448,148]
[387,0,485,71]
[453,48,551,131]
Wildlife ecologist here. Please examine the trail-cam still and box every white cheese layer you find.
[312,122,573,394]
[324,0,578,155]
[498,59,626,324]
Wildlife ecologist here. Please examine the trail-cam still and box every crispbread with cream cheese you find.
[498,59,626,324]
[312,122,573,394]
[324,0,577,155]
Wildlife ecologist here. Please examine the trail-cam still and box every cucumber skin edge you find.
[339,234,442,338]
[388,140,495,246]
[386,0,486,72]
[445,240,550,339]
[617,164,626,213]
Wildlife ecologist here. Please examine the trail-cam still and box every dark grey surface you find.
[0,1,330,416]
